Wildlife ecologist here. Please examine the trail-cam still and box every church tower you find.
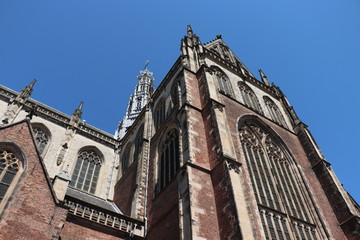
[114,26,360,240]
[115,63,154,140]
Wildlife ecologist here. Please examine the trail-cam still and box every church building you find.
[0,26,358,240]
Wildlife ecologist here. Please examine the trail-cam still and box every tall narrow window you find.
[134,126,144,162]
[121,146,131,174]
[238,82,262,113]
[70,149,102,194]
[212,66,233,97]
[0,150,21,203]
[158,129,179,192]
[170,83,179,111]
[155,100,166,129]
[264,96,287,128]
[32,125,50,155]
[239,122,319,240]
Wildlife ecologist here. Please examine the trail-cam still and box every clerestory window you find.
[212,66,233,97]
[121,145,131,175]
[238,82,262,113]
[32,124,50,155]
[70,149,102,194]
[0,150,21,203]
[155,100,166,129]
[239,122,320,240]
[263,96,287,128]
[158,129,180,192]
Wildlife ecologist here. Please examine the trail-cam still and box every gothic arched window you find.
[264,96,287,128]
[32,124,50,155]
[0,150,22,203]
[121,145,131,174]
[70,149,102,194]
[238,82,262,113]
[155,100,166,129]
[239,122,319,240]
[170,82,179,111]
[211,66,233,97]
[134,126,144,162]
[158,129,180,192]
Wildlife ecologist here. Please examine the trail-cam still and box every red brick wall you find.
[60,217,128,240]
[0,121,68,240]
[222,96,348,240]
[146,180,180,240]
[113,161,138,216]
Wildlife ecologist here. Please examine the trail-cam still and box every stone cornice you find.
[0,85,119,148]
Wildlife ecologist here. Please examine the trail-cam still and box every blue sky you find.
[0,1,359,202]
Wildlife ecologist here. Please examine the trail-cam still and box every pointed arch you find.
[70,146,103,194]
[31,123,51,155]
[133,125,144,162]
[157,127,180,192]
[121,143,132,175]
[263,96,288,128]
[0,143,25,213]
[210,66,233,97]
[154,98,166,129]
[238,118,320,240]
[238,82,263,113]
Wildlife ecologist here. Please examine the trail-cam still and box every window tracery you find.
[0,150,20,202]
[158,129,179,192]
[239,122,319,240]
[211,66,233,97]
[70,149,102,194]
[238,82,262,113]
[264,96,287,128]
[32,125,50,155]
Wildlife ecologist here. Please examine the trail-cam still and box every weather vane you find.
[144,60,149,70]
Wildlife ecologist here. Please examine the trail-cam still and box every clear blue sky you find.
[0,1,359,202]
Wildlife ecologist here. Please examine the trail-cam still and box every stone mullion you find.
[281,162,306,221]
[249,145,267,206]
[292,221,303,240]
[260,150,282,211]
[273,158,297,218]
[253,148,274,208]
[269,212,281,240]
[269,156,292,215]
[283,163,311,222]
[74,158,85,188]
[243,144,260,203]
[260,209,271,240]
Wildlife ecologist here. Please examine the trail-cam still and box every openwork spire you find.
[115,62,154,140]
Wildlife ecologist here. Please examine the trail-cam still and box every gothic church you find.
[0,26,358,240]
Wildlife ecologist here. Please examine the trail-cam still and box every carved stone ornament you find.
[239,126,259,148]
[225,159,241,174]
[212,102,224,112]
[265,137,287,164]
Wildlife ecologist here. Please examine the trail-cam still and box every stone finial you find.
[16,79,37,103]
[70,101,84,125]
[259,69,270,86]
[187,25,193,37]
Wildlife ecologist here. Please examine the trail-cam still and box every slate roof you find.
[66,187,122,214]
